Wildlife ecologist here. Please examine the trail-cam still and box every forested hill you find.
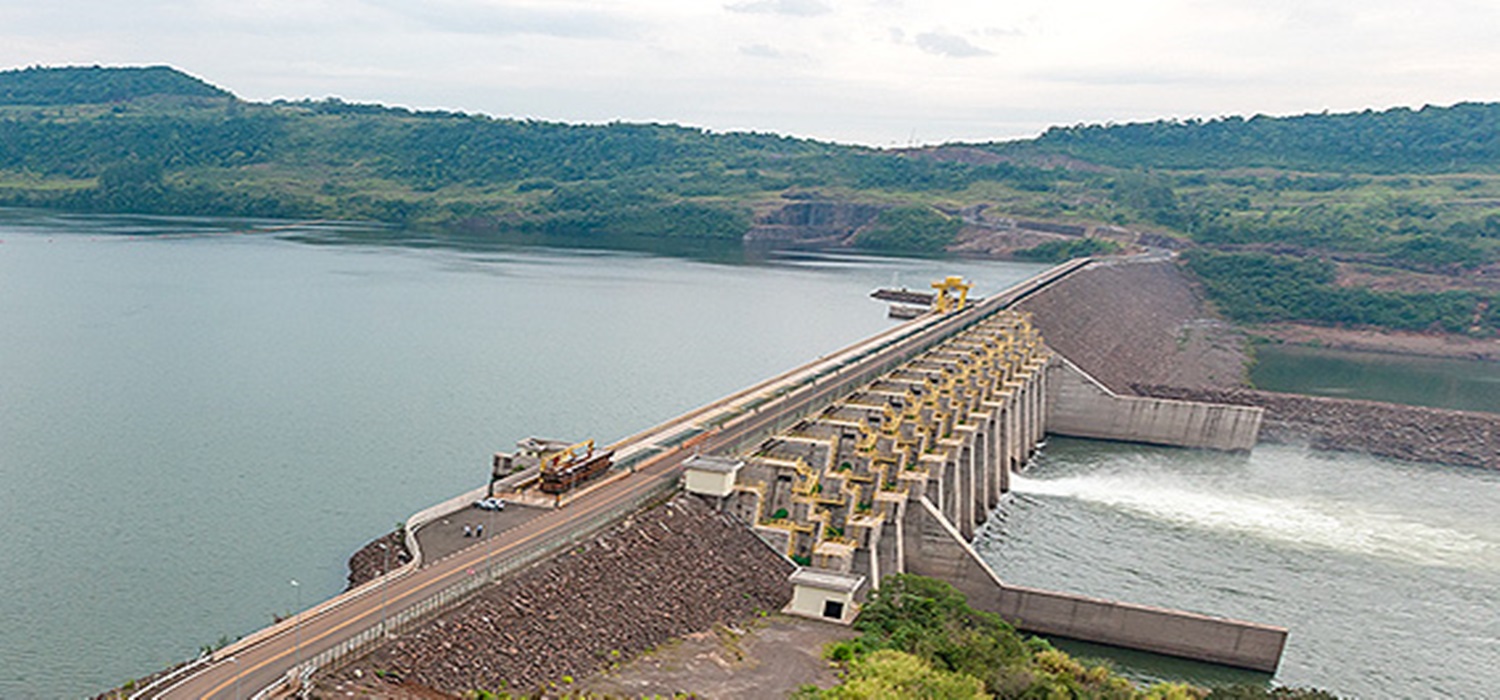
[1004,102,1500,173]
[0,65,1055,237]
[0,65,230,105]
[3,64,1500,337]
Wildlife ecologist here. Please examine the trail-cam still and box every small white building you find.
[785,568,865,624]
[683,455,743,498]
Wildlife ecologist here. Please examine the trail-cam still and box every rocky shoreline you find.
[345,529,413,592]
[317,495,794,698]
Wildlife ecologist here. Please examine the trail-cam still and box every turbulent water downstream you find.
[2,210,1495,698]
[976,438,1500,698]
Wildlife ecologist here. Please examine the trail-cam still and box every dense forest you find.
[1007,103,1500,174]
[3,65,1499,337]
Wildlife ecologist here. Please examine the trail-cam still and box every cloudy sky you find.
[3,0,1499,146]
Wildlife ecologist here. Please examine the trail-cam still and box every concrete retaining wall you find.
[1046,357,1262,451]
[901,494,1286,673]
[992,585,1286,673]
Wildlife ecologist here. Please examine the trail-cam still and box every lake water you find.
[2,210,1496,699]
[1251,343,1500,414]
[0,210,1043,698]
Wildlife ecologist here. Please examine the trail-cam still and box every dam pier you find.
[151,259,1283,700]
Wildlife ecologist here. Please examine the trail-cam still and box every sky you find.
[3,0,1500,146]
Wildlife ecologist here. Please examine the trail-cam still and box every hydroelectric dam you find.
[145,258,1283,700]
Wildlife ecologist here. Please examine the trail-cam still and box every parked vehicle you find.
[472,497,506,511]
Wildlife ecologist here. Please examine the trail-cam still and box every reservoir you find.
[1250,343,1500,414]
[0,210,1041,698]
[2,210,1496,698]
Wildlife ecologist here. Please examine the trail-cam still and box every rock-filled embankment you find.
[346,530,413,591]
[1015,258,1251,392]
[322,495,794,697]
[1138,385,1500,470]
[1016,256,1500,470]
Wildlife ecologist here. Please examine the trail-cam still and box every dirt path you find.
[575,615,849,699]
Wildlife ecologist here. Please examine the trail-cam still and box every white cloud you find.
[739,44,784,59]
[2,0,1500,145]
[724,0,832,17]
[362,0,643,39]
[913,31,990,58]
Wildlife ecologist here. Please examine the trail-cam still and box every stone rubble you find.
[321,495,793,698]
[346,530,413,591]
[1016,258,1252,392]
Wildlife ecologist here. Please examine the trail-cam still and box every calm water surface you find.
[1251,343,1500,414]
[0,210,1044,698]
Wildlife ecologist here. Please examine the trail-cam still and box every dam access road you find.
[145,260,1091,700]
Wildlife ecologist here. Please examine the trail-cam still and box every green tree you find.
[854,206,961,253]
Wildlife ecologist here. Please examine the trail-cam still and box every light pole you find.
[228,656,241,700]
[485,506,495,580]
[377,542,389,637]
[289,579,302,684]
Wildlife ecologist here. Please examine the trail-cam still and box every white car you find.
[473,497,506,511]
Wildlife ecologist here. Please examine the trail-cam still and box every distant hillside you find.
[0,65,230,105]
[1,64,1499,339]
[1002,102,1500,174]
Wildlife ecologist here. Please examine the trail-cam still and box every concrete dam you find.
[152,258,1283,700]
[689,272,1279,672]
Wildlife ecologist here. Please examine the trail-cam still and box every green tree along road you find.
[4,65,1500,336]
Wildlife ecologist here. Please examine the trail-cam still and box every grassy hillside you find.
[2,65,1499,338]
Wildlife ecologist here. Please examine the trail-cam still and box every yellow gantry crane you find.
[930,276,973,314]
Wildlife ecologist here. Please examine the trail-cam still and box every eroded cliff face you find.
[745,200,885,246]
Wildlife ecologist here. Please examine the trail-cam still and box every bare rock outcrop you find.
[745,200,884,246]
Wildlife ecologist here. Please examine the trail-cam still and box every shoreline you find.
[1250,322,1500,362]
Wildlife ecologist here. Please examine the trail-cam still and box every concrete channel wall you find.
[1046,357,1262,451]
[900,495,1288,673]
[992,585,1287,673]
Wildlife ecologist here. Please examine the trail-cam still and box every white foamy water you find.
[1009,472,1492,569]
[982,440,1500,699]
